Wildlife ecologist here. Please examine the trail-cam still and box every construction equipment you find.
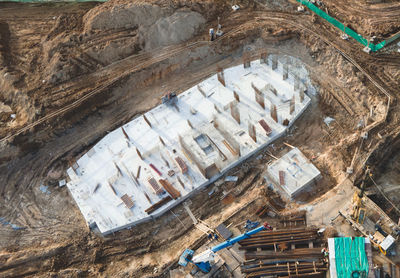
[351,167,396,254]
[179,222,272,273]
[161,92,177,105]
[351,166,371,224]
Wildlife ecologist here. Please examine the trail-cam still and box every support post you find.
[234,91,240,102]
[121,127,130,141]
[252,83,265,109]
[243,52,251,68]
[136,148,143,160]
[294,74,300,91]
[290,95,295,115]
[300,87,305,103]
[159,136,166,146]
[143,115,152,128]
[197,85,206,97]
[248,123,257,142]
[272,55,278,70]
[260,52,268,64]
[271,104,278,123]
[187,119,193,129]
[217,67,225,86]
[230,103,240,124]
[283,63,288,80]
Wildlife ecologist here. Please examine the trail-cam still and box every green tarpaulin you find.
[334,237,369,278]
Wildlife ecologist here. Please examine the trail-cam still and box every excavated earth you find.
[0,0,399,277]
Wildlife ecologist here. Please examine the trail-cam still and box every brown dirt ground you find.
[0,0,400,277]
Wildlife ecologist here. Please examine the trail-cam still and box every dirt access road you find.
[0,0,400,277]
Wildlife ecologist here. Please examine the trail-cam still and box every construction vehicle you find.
[179,222,272,273]
[351,166,396,255]
[351,166,371,224]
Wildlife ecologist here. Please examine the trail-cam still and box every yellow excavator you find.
[351,166,371,224]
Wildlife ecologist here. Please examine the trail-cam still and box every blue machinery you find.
[179,223,271,273]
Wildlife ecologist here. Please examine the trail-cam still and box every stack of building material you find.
[239,228,319,250]
[279,211,307,228]
[239,228,327,277]
[159,179,181,199]
[121,194,134,209]
[175,156,188,174]
[147,177,164,195]
[145,196,172,214]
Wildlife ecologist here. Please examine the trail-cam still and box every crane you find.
[178,222,272,273]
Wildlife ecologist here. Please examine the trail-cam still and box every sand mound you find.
[83,3,165,32]
[140,10,205,50]
[83,2,205,51]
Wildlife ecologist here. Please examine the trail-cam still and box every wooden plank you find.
[222,140,238,156]
[147,177,164,195]
[121,194,134,209]
[145,196,172,214]
[175,156,188,174]
[159,179,181,199]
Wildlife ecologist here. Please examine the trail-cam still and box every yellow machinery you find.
[352,167,371,224]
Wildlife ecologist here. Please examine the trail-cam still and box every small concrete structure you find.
[66,59,312,235]
[266,148,321,198]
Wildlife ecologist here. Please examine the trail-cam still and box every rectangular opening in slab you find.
[194,134,214,155]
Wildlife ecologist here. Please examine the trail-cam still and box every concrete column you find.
[252,83,265,109]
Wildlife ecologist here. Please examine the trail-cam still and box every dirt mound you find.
[83,2,166,32]
[141,10,205,50]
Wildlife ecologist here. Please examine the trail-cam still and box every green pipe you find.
[296,0,398,52]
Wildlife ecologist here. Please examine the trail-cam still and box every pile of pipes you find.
[239,228,327,277]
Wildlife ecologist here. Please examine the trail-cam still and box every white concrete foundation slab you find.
[266,148,321,198]
[66,59,313,235]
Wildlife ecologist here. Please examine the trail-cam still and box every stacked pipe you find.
[239,228,327,277]
[238,228,319,250]
[241,261,327,278]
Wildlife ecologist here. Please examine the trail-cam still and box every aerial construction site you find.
[0,0,400,277]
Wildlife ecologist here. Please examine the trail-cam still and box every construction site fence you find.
[296,0,400,52]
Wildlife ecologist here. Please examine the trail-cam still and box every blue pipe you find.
[211,225,265,252]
